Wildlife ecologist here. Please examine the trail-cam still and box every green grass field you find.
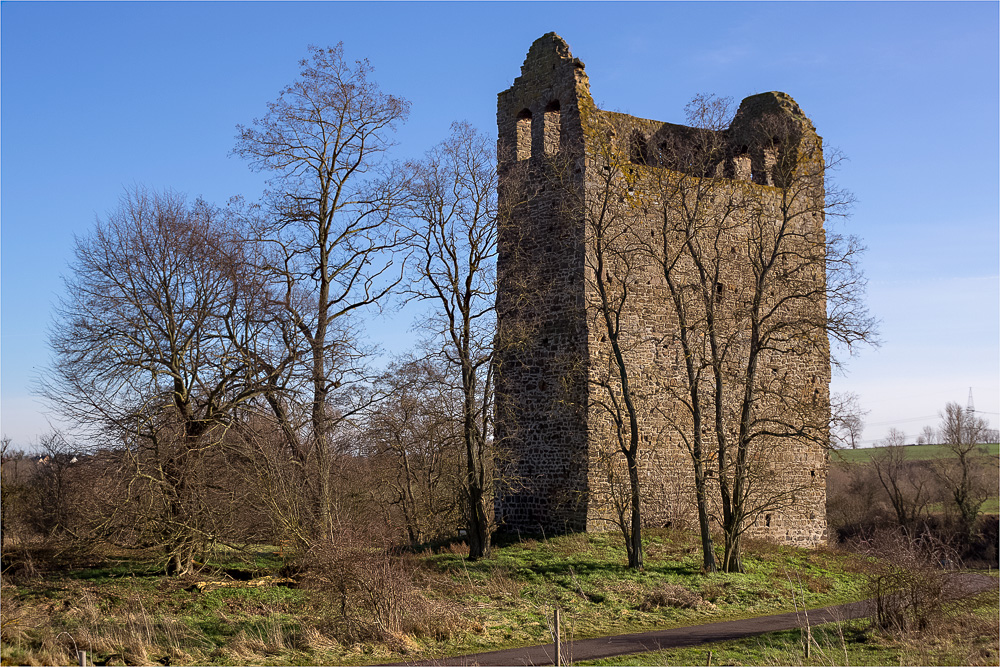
[833,442,1000,464]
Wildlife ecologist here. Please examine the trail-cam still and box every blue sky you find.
[2,1,998,447]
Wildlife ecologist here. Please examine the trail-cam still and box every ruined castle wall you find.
[494,36,594,533]
[495,33,829,547]
[579,104,829,546]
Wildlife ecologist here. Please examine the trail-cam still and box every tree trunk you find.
[694,469,716,572]
[721,523,744,573]
[626,453,643,570]
[467,481,490,560]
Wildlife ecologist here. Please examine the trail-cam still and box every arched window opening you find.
[516,109,532,161]
[543,100,561,155]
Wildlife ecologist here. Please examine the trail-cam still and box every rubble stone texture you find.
[494,33,828,547]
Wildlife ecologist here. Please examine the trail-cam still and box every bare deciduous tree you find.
[40,188,263,574]
[365,358,464,546]
[233,44,410,542]
[871,429,934,530]
[917,425,937,446]
[402,123,498,559]
[576,114,654,571]
[832,392,868,449]
[933,402,994,537]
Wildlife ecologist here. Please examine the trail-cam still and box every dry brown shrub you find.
[639,583,704,611]
[440,541,469,556]
[34,634,74,667]
[300,527,418,642]
[854,528,956,634]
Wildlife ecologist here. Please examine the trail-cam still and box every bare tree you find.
[233,44,410,542]
[28,431,86,537]
[933,402,994,537]
[634,95,737,573]
[882,427,907,448]
[917,425,937,446]
[577,113,653,570]
[402,123,498,559]
[365,358,464,546]
[831,392,868,449]
[40,188,264,574]
[634,95,875,572]
[871,429,933,530]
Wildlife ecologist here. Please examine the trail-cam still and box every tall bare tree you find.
[636,95,738,573]
[649,98,874,572]
[572,112,652,570]
[233,44,410,542]
[402,123,498,559]
[40,187,264,574]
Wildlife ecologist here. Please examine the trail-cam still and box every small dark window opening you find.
[630,132,649,165]
[811,469,816,477]
[765,514,772,527]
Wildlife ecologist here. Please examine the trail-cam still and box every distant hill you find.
[832,442,1000,464]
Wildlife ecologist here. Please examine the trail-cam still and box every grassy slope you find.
[1,529,872,666]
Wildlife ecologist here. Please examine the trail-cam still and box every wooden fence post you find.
[554,607,561,667]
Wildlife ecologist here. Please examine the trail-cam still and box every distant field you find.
[833,442,1000,464]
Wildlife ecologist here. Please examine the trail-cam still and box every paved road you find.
[396,573,996,666]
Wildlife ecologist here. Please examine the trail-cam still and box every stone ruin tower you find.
[493,33,829,547]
